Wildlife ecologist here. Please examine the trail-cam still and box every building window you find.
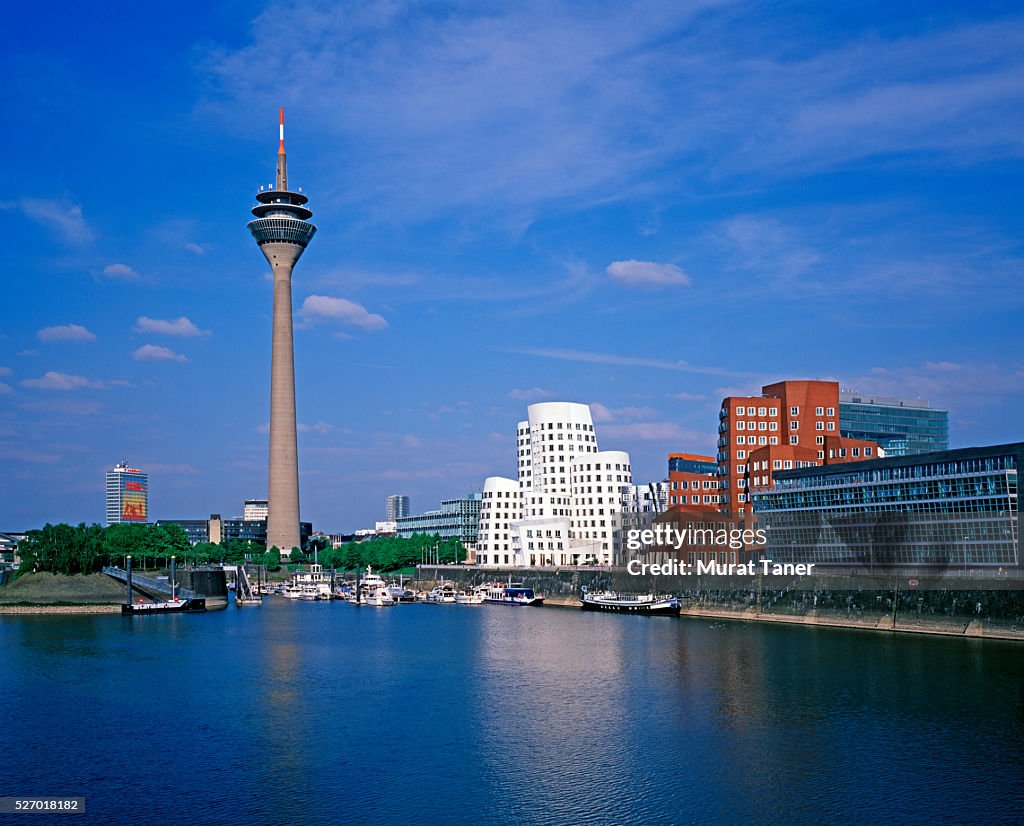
[790,436,798,445]
[737,421,745,430]
[737,406,745,415]
[815,406,824,415]
[791,421,799,430]
[816,435,824,445]
[827,407,835,416]
[790,406,799,416]
[827,422,835,431]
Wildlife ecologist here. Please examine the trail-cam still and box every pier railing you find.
[236,565,258,602]
[102,566,199,600]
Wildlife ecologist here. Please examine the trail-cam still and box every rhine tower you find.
[248,109,317,558]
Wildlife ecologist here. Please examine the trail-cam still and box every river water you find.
[3,599,1022,824]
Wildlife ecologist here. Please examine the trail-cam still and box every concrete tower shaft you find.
[247,109,317,558]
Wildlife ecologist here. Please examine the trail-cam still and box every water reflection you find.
[2,602,1023,824]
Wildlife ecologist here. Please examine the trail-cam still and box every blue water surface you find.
[3,600,1023,825]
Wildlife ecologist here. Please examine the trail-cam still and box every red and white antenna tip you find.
[278,108,285,153]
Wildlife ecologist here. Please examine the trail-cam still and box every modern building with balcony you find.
[752,442,1021,570]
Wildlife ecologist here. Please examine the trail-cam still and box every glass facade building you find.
[386,495,410,522]
[396,494,481,544]
[668,455,718,475]
[839,392,948,456]
[752,443,1021,569]
[105,462,149,525]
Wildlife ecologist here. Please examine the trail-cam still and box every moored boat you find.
[483,582,544,606]
[426,582,458,603]
[455,585,486,605]
[580,590,680,616]
[122,596,207,615]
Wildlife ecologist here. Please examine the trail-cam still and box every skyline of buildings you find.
[4,3,1021,534]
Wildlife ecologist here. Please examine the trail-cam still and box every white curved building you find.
[477,476,520,566]
[476,402,632,567]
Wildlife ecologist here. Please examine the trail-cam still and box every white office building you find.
[476,402,633,567]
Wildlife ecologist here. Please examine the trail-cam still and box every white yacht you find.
[363,587,396,607]
[289,563,333,600]
[426,582,458,604]
[455,585,487,605]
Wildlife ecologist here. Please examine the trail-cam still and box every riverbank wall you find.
[414,565,1024,641]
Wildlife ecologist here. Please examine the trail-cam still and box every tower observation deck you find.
[248,109,316,558]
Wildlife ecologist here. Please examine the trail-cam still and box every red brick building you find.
[667,453,720,511]
[717,380,879,515]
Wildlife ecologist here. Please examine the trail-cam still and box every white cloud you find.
[590,403,659,423]
[600,421,710,443]
[134,316,210,337]
[132,344,188,363]
[20,371,103,390]
[298,421,334,435]
[506,346,758,379]
[16,198,94,244]
[0,383,12,395]
[508,387,555,401]
[37,324,97,343]
[103,263,140,280]
[668,391,708,402]
[606,260,691,287]
[17,349,40,357]
[184,243,206,255]
[402,434,422,448]
[0,366,11,376]
[300,295,388,330]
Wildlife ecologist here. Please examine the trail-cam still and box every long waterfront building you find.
[752,442,1021,570]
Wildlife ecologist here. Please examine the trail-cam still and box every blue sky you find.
[2,1,1023,532]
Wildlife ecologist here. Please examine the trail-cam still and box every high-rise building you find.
[106,462,149,525]
[477,401,633,567]
[839,391,949,456]
[386,495,410,522]
[247,109,317,558]
[717,380,879,516]
[243,499,269,521]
